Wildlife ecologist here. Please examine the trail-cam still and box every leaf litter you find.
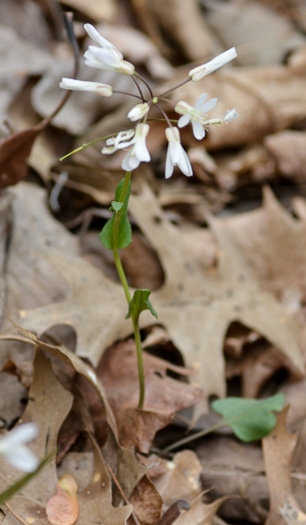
[1,1,306,524]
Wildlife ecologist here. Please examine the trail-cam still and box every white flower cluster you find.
[60,24,238,178]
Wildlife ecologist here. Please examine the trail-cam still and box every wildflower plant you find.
[60,24,238,408]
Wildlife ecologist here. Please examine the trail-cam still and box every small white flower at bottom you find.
[59,78,113,97]
[102,129,135,155]
[175,93,218,140]
[165,127,193,179]
[102,124,150,171]
[0,423,39,472]
[121,123,151,171]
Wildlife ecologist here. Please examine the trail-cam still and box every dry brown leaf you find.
[262,407,303,525]
[264,131,306,182]
[129,476,162,525]
[82,342,203,452]
[114,408,171,454]
[0,349,73,525]
[206,0,305,66]
[17,185,304,421]
[1,315,148,498]
[172,496,229,525]
[129,185,304,418]
[198,436,267,523]
[46,474,79,525]
[224,187,306,302]
[0,127,42,188]
[136,0,216,61]
[154,450,202,507]
[76,436,132,525]
[54,0,117,22]
[0,24,54,79]
[226,346,297,399]
[0,371,27,427]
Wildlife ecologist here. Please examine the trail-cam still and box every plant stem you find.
[132,317,145,408]
[112,172,132,304]
[162,421,227,453]
[112,171,145,408]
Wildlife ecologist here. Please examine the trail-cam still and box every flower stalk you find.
[60,23,239,409]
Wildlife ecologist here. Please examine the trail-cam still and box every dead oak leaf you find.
[263,407,305,525]
[17,186,304,421]
[129,185,304,419]
[17,254,132,366]
[76,436,132,525]
[0,349,73,525]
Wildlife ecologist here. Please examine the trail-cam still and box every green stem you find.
[162,421,227,453]
[112,171,145,408]
[112,172,132,304]
[133,317,145,409]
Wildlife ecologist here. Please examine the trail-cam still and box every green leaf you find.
[126,289,158,322]
[111,201,123,212]
[0,450,55,505]
[212,393,285,442]
[99,179,132,250]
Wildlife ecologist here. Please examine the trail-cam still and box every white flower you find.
[102,124,151,171]
[175,93,218,140]
[189,47,237,81]
[84,24,135,75]
[0,423,39,472]
[165,127,193,179]
[102,129,135,155]
[207,108,239,124]
[127,102,150,122]
[121,123,151,171]
[59,78,113,97]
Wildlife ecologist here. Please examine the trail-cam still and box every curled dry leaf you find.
[129,476,162,525]
[263,407,303,525]
[46,474,79,525]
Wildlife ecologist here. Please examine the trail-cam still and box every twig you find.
[105,463,141,525]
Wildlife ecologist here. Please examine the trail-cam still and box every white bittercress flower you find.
[103,124,151,171]
[127,102,150,122]
[206,108,239,124]
[59,78,113,97]
[102,129,135,155]
[189,47,237,81]
[175,93,218,140]
[165,127,193,179]
[0,423,39,472]
[84,24,135,75]
[121,123,151,171]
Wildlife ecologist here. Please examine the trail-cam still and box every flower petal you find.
[191,119,205,140]
[177,114,191,128]
[200,97,218,113]
[59,78,112,96]
[5,445,39,472]
[84,24,123,58]
[189,47,237,81]
[194,93,208,108]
